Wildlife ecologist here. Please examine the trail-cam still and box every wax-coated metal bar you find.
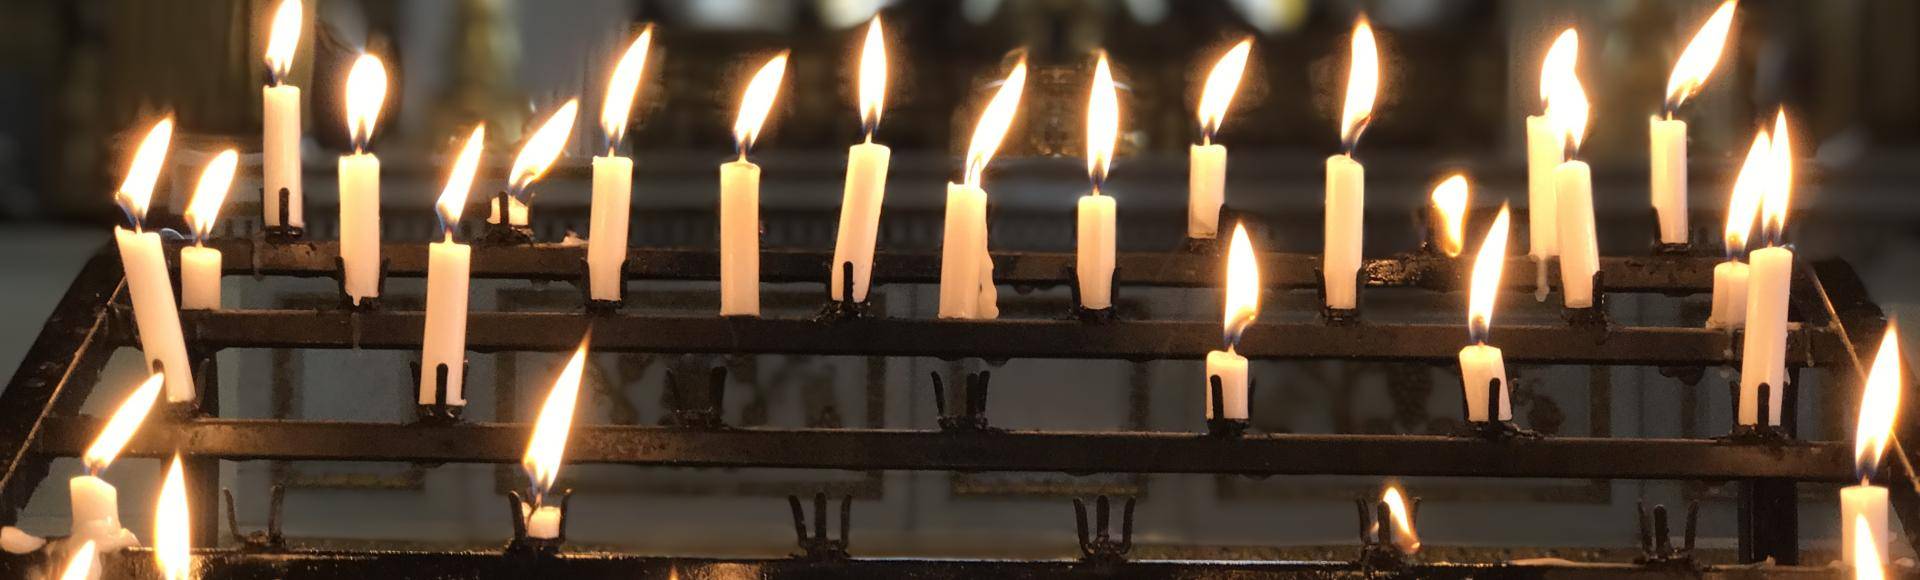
[35,418,1852,481]
[174,310,1828,366]
[203,240,1719,292]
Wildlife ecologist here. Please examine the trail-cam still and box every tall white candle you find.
[1524,115,1561,257]
[942,59,1026,319]
[1653,0,1737,246]
[1077,52,1120,311]
[719,54,787,317]
[339,55,387,305]
[1208,224,1261,421]
[262,0,304,229]
[1555,160,1598,308]
[1324,19,1377,311]
[1739,112,1796,426]
[420,125,484,406]
[590,27,652,303]
[1189,39,1251,240]
[831,18,892,303]
[110,119,195,403]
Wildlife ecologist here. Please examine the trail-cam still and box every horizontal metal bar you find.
[35,418,1852,481]
[205,240,1719,292]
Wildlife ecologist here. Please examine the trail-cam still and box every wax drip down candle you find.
[72,373,164,552]
[1707,129,1770,329]
[939,56,1026,320]
[154,455,190,580]
[1188,38,1250,240]
[1076,51,1121,311]
[1544,47,1598,309]
[1738,110,1794,427]
[261,0,305,231]
[497,100,578,231]
[420,125,485,408]
[830,17,892,304]
[1323,18,1378,311]
[338,55,388,306]
[1206,223,1260,421]
[181,149,238,311]
[521,337,591,540]
[719,54,789,317]
[590,26,653,303]
[1841,323,1899,568]
[1460,205,1513,423]
[1651,1,1737,246]
[111,118,195,403]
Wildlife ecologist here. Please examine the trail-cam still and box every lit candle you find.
[590,27,653,302]
[59,540,95,580]
[1652,1,1737,246]
[1739,111,1793,426]
[1429,175,1468,258]
[831,17,891,303]
[1324,18,1378,310]
[1545,47,1598,308]
[1206,223,1260,420]
[1842,323,1900,569]
[155,455,189,580]
[181,149,238,311]
[1459,204,1513,423]
[261,0,304,231]
[1381,485,1421,556]
[420,125,485,407]
[111,119,194,402]
[719,54,788,316]
[939,58,1026,319]
[1707,130,1770,329]
[497,100,579,231]
[1189,39,1251,240]
[1526,30,1575,264]
[338,55,387,306]
[72,373,164,552]
[522,337,590,540]
[1077,51,1121,311]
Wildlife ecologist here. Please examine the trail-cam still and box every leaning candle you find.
[590,27,652,302]
[939,58,1026,319]
[522,337,590,540]
[1207,223,1260,420]
[262,0,304,230]
[502,100,580,237]
[1545,48,1598,308]
[1460,205,1514,422]
[1842,323,1900,568]
[1738,111,1792,426]
[181,149,238,310]
[1651,1,1737,246]
[338,55,387,305]
[420,125,484,407]
[111,119,194,402]
[1708,130,1769,329]
[1077,51,1120,310]
[1324,19,1377,311]
[72,373,164,551]
[1189,39,1251,240]
[832,18,892,303]
[720,54,788,317]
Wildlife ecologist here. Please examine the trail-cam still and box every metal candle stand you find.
[1650,208,1700,256]
[1724,376,1797,444]
[1634,501,1700,569]
[1073,495,1136,566]
[260,187,304,242]
[1355,494,1420,571]
[788,493,852,562]
[931,370,995,432]
[410,359,468,424]
[222,486,286,552]
[1561,269,1611,327]
[504,488,574,556]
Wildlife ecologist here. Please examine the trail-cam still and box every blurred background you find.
[0,0,1915,564]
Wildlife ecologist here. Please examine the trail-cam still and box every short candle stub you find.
[505,488,572,555]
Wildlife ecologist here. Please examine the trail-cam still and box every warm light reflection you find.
[601,26,654,154]
[859,17,888,138]
[185,149,239,241]
[1855,515,1886,580]
[1086,51,1119,191]
[1339,19,1379,153]
[264,0,302,85]
[1381,485,1421,555]
[733,53,790,156]
[436,124,487,238]
[1724,130,1771,258]
[1664,0,1737,115]
[1539,29,1578,108]
[1544,47,1589,156]
[1197,39,1252,143]
[59,540,95,580]
[1854,322,1901,481]
[344,54,387,153]
[510,100,579,195]
[523,338,591,504]
[963,57,1028,188]
[82,373,165,475]
[1467,205,1512,343]
[1222,223,1260,349]
[114,118,175,226]
[156,455,190,580]
[1429,175,1469,258]
[1762,110,1793,243]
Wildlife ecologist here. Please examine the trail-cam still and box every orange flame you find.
[1468,205,1512,342]
[1339,18,1379,153]
[523,337,590,502]
[601,26,653,154]
[185,149,239,240]
[1086,51,1119,190]
[264,0,302,85]
[1429,175,1469,258]
[859,17,887,138]
[344,54,387,153]
[1854,323,1901,481]
[510,100,579,194]
[436,124,486,238]
[1855,514,1886,580]
[82,373,165,474]
[1544,44,1589,156]
[114,118,175,226]
[963,56,1028,188]
[1663,1,1737,115]
[156,455,190,580]
[59,540,96,580]
[1539,29,1578,108]
[1724,129,1771,257]
[1197,39,1252,143]
[1382,485,1421,555]
[733,53,790,156]
[1761,110,1792,243]
[1222,223,1261,347]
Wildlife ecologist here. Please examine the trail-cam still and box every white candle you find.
[489,197,529,227]
[421,125,485,406]
[1460,205,1514,423]
[1842,484,1889,568]
[1711,129,1773,330]
[1458,344,1510,422]
[831,141,889,302]
[1844,323,1903,569]
[1706,260,1748,329]
[526,504,562,539]
[179,148,237,312]
[720,159,761,316]
[1739,245,1791,425]
[588,155,632,301]
[179,246,221,310]
[522,339,590,543]
[1650,116,1688,245]
[261,0,304,229]
[1076,193,1116,309]
[1524,115,1561,258]
[69,476,119,540]
[1188,144,1226,239]
[1205,349,1248,420]
[114,228,194,402]
[1554,160,1598,308]
[339,55,387,306]
[1211,224,1261,422]
[1323,153,1364,310]
[939,181,987,319]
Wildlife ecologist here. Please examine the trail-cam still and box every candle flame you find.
[1087,51,1119,191]
[1724,129,1771,258]
[114,118,174,227]
[963,56,1028,188]
[859,17,887,138]
[185,149,239,241]
[1854,322,1901,481]
[1429,175,1469,258]
[510,99,579,196]
[345,54,387,153]
[156,454,190,580]
[1663,1,1737,116]
[1339,18,1379,153]
[1197,38,1252,143]
[58,540,95,580]
[1222,223,1260,348]
[1761,109,1792,244]
[1544,47,1589,157]
[1381,485,1421,555]
[82,373,165,474]
[1467,205,1512,343]
[264,0,302,84]
[436,124,487,238]
[523,337,590,504]
[733,53,790,156]
[1855,514,1887,580]
[601,26,653,154]
[1539,29,1578,108]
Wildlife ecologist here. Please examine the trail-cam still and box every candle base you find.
[1633,500,1701,568]
[1560,270,1609,327]
[1180,207,1239,253]
[1647,208,1700,256]
[477,192,535,246]
[1205,418,1249,438]
[664,367,729,429]
[1065,264,1120,323]
[260,187,306,242]
[1458,419,1538,441]
[1725,375,1796,438]
[815,261,878,322]
[332,256,388,311]
[410,358,469,425]
[578,258,627,315]
[223,485,289,551]
[932,371,997,433]
[1315,267,1366,325]
[504,489,572,555]
[790,493,855,562]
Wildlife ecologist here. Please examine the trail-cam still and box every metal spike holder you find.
[410,359,468,424]
[476,192,536,246]
[1205,375,1249,438]
[223,486,287,552]
[1315,267,1368,325]
[1073,495,1136,566]
[1458,377,1539,440]
[331,256,390,311]
[931,371,995,432]
[665,367,729,429]
[788,493,852,561]
[504,488,574,556]
[579,257,629,315]
[261,187,304,242]
[1724,374,1797,444]
[1635,500,1701,569]
[816,261,877,321]
[1355,493,1420,571]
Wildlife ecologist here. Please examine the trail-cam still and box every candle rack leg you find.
[260,187,304,243]
[816,261,877,322]
[411,359,467,425]
[1315,267,1365,325]
[1065,264,1120,323]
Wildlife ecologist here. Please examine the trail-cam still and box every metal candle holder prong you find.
[504,488,573,555]
[1649,208,1696,256]
[932,371,995,432]
[1315,267,1366,325]
[260,187,305,242]
[1634,500,1700,568]
[1561,270,1610,327]
[1205,375,1249,438]
[665,367,728,429]
[1723,378,1795,444]
[223,486,287,552]
[477,191,535,246]
[1073,495,1135,565]
[787,493,852,561]
[410,359,468,425]
[330,256,388,311]
[1458,378,1538,441]
[578,257,628,315]
[1355,495,1420,570]
[815,261,877,322]
[1065,264,1121,323]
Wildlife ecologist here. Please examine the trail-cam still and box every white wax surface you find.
[1459,344,1511,422]
[1650,117,1689,245]
[831,142,890,302]
[527,505,562,540]
[420,240,471,405]
[1842,484,1889,569]
[1188,144,1226,239]
[180,246,221,310]
[1076,194,1117,309]
[939,182,988,319]
[1323,154,1363,309]
[1739,246,1792,425]
[1525,115,1561,257]
[338,153,381,304]
[263,84,304,228]
[69,476,119,535]
[720,160,761,316]
[1707,260,1749,329]
[489,196,530,226]
[1555,160,1598,308]
[589,155,633,302]
[1205,349,1248,420]
[114,228,194,402]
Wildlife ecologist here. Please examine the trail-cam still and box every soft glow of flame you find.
[82,373,165,474]
[733,53,790,155]
[1761,110,1792,242]
[264,0,302,84]
[963,57,1028,188]
[1429,175,1469,258]
[115,118,175,225]
[1724,130,1771,257]
[436,124,487,237]
[1663,1,1737,115]
[185,149,239,240]
[510,100,579,195]
[1855,514,1886,580]
[1222,223,1260,348]
[1854,322,1901,481]
[1338,19,1379,152]
[1544,49,1589,156]
[1381,485,1421,555]
[523,338,590,502]
[601,26,653,154]
[1087,52,1119,190]
[59,540,95,580]
[859,17,887,137]
[1539,29,1578,108]
[156,455,190,580]
[1468,205,1512,342]
[1198,38,1252,142]
[345,54,387,153]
